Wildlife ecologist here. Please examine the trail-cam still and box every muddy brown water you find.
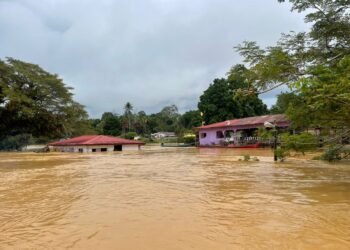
[0,146,350,249]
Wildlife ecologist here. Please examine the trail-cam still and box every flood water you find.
[0,147,350,249]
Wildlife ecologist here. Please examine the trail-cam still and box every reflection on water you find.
[0,147,350,249]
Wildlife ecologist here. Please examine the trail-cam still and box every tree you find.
[123,102,133,132]
[235,0,350,128]
[155,105,180,132]
[98,112,122,136]
[134,111,149,135]
[198,65,267,124]
[0,57,91,141]
[270,92,300,114]
[180,110,202,129]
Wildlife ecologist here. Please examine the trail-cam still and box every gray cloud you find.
[0,0,306,117]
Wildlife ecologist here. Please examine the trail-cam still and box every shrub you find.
[243,154,251,161]
[320,145,346,162]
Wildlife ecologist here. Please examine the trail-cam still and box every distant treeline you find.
[90,64,269,139]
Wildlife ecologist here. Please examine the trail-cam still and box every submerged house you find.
[49,135,145,153]
[196,114,290,147]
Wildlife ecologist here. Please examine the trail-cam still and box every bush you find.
[320,145,347,162]
[243,154,251,161]
[281,132,318,155]
[0,134,33,151]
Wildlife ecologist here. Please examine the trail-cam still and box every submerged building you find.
[196,114,290,147]
[49,135,145,153]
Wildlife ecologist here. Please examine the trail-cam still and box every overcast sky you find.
[0,0,307,118]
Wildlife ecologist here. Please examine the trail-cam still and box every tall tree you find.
[156,105,180,131]
[134,111,148,135]
[235,0,350,128]
[123,102,133,132]
[198,65,267,124]
[270,92,299,114]
[98,112,122,136]
[180,110,202,129]
[0,57,90,139]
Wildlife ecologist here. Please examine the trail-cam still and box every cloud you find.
[0,0,306,117]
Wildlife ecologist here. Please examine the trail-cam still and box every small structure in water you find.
[196,114,290,148]
[49,135,145,153]
[151,132,176,139]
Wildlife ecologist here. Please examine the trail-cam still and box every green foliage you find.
[123,102,134,132]
[198,66,267,124]
[92,104,186,138]
[275,147,289,162]
[179,110,202,129]
[235,0,350,130]
[281,132,319,155]
[243,154,251,161]
[134,111,149,135]
[270,92,298,114]
[123,132,138,140]
[320,145,343,161]
[0,134,32,151]
[183,135,196,144]
[98,112,122,136]
[0,57,91,140]
[320,145,350,162]
[292,56,350,128]
[257,127,273,140]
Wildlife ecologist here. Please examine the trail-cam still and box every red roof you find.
[49,135,145,146]
[196,114,290,130]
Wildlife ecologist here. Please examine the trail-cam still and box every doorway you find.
[114,145,122,151]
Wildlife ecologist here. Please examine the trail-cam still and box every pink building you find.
[196,114,290,147]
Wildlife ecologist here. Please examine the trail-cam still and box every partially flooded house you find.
[49,135,145,153]
[196,114,290,148]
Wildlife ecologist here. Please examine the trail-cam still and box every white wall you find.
[51,144,141,153]
[122,145,141,151]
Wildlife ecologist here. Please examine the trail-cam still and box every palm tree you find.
[124,102,133,132]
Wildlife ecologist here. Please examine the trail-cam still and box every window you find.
[92,149,97,152]
[101,148,107,152]
[200,133,207,138]
[78,148,83,153]
[216,131,224,138]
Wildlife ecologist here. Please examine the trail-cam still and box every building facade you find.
[196,114,290,147]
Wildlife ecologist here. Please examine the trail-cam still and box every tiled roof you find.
[196,114,290,130]
[49,135,145,146]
